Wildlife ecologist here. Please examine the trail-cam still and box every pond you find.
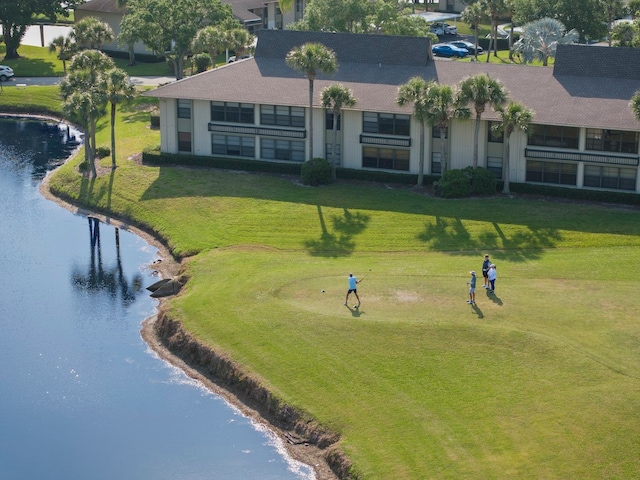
[0,117,315,480]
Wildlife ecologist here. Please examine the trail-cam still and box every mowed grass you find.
[41,95,640,479]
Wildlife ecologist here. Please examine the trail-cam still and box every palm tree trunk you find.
[503,134,511,193]
[473,115,481,168]
[417,123,425,186]
[308,78,314,161]
[89,119,97,178]
[111,103,117,169]
[332,114,338,180]
[439,126,447,175]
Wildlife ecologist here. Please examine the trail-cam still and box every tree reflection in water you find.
[71,217,143,306]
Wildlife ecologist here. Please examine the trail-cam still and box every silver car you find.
[0,65,14,81]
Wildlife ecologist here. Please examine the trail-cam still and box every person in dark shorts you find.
[344,273,361,307]
[482,254,491,289]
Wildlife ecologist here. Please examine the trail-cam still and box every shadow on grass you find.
[305,205,370,257]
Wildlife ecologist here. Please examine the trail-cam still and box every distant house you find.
[146,30,640,194]
[438,0,466,13]
[74,0,307,56]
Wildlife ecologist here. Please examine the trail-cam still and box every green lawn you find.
[1,29,628,478]
[40,93,640,479]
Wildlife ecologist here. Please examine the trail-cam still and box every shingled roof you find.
[553,44,640,81]
[255,29,432,66]
[147,30,640,131]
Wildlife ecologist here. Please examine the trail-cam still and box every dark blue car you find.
[432,44,468,58]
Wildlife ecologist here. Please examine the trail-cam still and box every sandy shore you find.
[39,168,344,480]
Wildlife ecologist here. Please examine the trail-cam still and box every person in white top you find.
[344,273,362,307]
[487,264,497,294]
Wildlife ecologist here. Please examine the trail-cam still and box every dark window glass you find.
[528,124,578,149]
[432,125,448,138]
[211,134,254,157]
[325,111,341,130]
[260,138,304,162]
[584,165,636,190]
[261,105,305,128]
[362,112,410,136]
[178,131,191,152]
[488,121,503,143]
[211,101,254,124]
[526,160,577,185]
[177,100,191,119]
[360,146,410,171]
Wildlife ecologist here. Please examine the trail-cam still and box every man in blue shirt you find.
[344,273,361,307]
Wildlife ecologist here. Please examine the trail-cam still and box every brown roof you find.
[148,30,640,131]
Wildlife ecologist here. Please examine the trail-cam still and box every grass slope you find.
[32,92,640,479]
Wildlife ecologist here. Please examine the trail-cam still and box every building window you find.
[431,152,441,175]
[260,105,305,128]
[363,112,410,136]
[326,143,341,164]
[488,121,503,143]
[528,124,579,149]
[325,111,341,130]
[211,101,254,124]
[261,138,305,162]
[177,99,191,119]
[526,160,577,185]
[178,131,191,152]
[583,165,636,190]
[585,129,639,154]
[212,134,255,157]
[432,125,448,138]
[486,156,503,178]
[362,147,409,171]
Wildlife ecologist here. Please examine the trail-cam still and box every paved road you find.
[6,76,174,87]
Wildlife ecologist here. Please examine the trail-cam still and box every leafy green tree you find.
[286,43,338,162]
[321,84,357,180]
[0,0,79,60]
[60,50,115,177]
[630,0,640,17]
[611,21,639,46]
[461,2,487,61]
[73,16,114,50]
[492,101,534,193]
[423,84,470,176]
[397,77,434,186]
[104,68,136,169]
[48,35,77,75]
[458,73,508,169]
[513,17,578,66]
[630,90,640,122]
[119,0,233,79]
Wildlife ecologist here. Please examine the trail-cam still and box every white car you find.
[228,54,252,63]
[0,65,14,81]
[430,22,457,35]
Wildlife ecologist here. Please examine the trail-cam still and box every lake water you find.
[0,117,315,480]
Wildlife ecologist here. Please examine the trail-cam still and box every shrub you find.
[434,169,472,198]
[463,166,497,194]
[193,53,212,73]
[301,157,332,186]
[95,146,111,158]
[150,112,160,128]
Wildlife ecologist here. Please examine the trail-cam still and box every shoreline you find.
[39,165,346,480]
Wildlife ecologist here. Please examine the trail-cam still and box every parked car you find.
[228,54,252,63]
[448,40,483,54]
[0,65,14,81]
[430,22,457,35]
[432,44,468,58]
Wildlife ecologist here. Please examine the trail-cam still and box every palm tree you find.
[458,73,508,168]
[397,77,434,186]
[492,101,534,193]
[225,28,254,62]
[104,68,136,169]
[321,84,356,180]
[60,50,115,177]
[513,18,578,66]
[424,84,471,175]
[72,16,115,50]
[286,43,338,161]
[481,0,507,61]
[630,90,640,121]
[461,2,486,61]
[48,35,77,75]
[62,90,105,178]
[192,25,227,67]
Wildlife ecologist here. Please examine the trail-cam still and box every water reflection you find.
[71,217,144,306]
[0,117,80,178]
